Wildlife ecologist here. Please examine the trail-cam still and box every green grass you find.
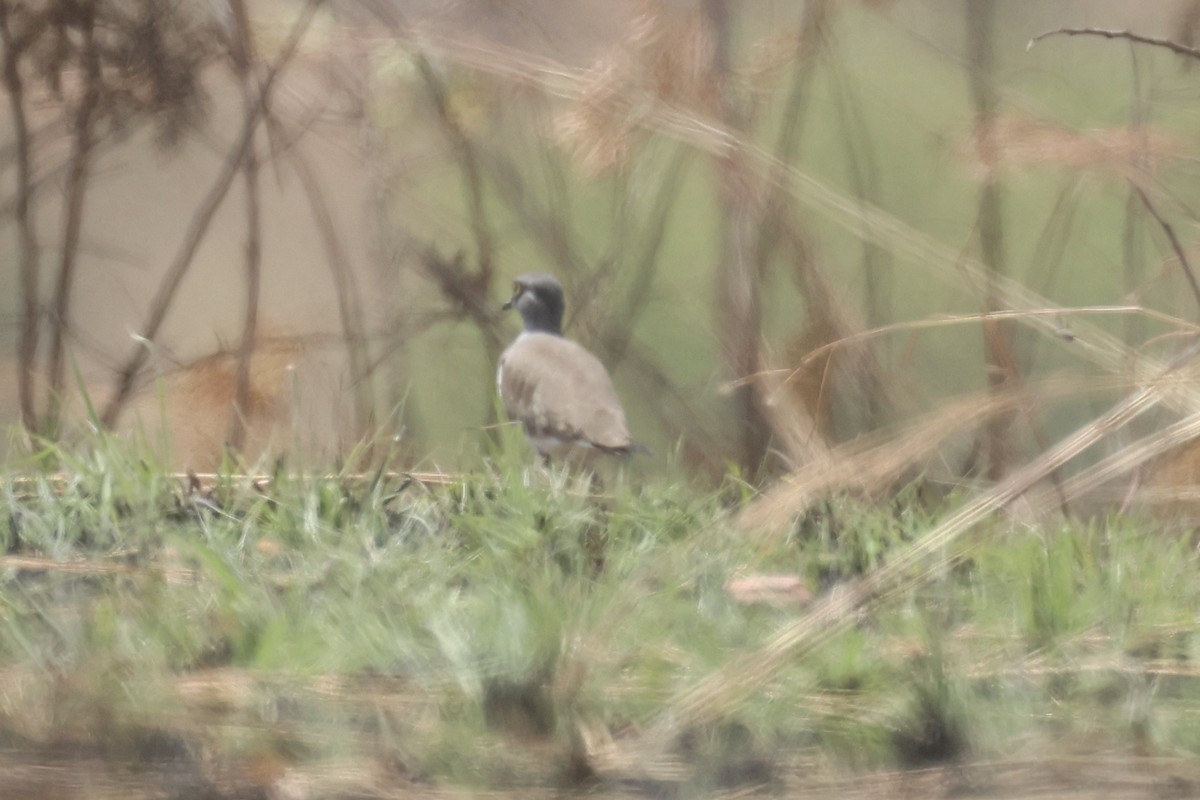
[3,436,1200,796]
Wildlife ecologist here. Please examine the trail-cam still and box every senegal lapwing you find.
[498,273,636,465]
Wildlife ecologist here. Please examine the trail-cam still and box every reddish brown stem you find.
[705,0,773,480]
[227,0,262,453]
[968,0,1016,481]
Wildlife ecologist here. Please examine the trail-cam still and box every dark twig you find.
[1028,27,1200,61]
[421,249,504,351]
[0,4,43,434]
[100,0,324,428]
[1133,185,1200,315]
[45,5,103,437]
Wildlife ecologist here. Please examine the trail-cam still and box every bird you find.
[497,273,637,465]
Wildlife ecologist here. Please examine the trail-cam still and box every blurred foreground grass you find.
[2,435,1200,798]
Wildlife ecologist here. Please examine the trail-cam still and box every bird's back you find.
[498,332,631,453]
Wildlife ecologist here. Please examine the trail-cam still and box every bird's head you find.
[503,273,565,335]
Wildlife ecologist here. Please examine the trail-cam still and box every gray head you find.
[502,273,565,335]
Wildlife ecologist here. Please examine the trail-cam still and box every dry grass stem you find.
[738,373,1128,531]
[0,554,196,583]
[1028,406,1200,517]
[724,306,1188,397]
[643,345,1200,764]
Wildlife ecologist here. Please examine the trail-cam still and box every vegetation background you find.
[4,0,1200,797]
[1,0,1198,486]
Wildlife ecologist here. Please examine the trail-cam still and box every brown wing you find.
[498,333,632,451]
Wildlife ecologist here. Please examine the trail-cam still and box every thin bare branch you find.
[1132,185,1200,315]
[100,0,325,428]
[420,249,504,350]
[0,4,42,435]
[45,4,103,437]
[1028,27,1200,61]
